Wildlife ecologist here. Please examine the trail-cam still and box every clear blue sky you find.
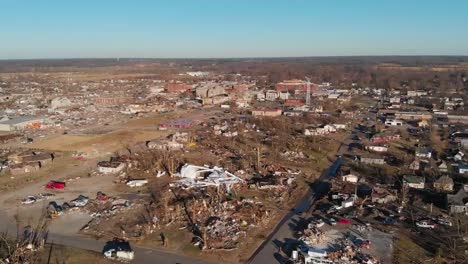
[1,0,467,59]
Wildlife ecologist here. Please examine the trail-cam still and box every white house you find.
[265,90,279,101]
[385,119,404,126]
[279,91,290,100]
[342,174,358,183]
[366,145,388,153]
[304,124,337,136]
[256,92,266,101]
[416,147,432,159]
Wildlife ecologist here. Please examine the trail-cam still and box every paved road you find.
[249,113,373,264]
[248,150,346,264]
[0,210,211,264]
[49,233,211,264]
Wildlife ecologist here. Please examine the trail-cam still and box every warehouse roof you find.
[0,116,44,125]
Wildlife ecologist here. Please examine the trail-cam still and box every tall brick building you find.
[275,80,316,93]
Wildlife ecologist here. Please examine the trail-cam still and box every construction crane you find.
[305,77,312,106]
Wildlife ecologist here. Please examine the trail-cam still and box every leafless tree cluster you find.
[0,214,49,264]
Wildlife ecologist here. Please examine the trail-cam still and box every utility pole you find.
[305,77,311,106]
[256,144,261,171]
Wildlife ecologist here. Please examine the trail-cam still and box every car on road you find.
[436,218,452,227]
[103,239,134,261]
[338,219,351,225]
[328,217,337,225]
[416,221,436,229]
[382,217,397,225]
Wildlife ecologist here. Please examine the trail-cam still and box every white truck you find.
[103,239,135,262]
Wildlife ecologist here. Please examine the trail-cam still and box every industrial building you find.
[0,117,45,132]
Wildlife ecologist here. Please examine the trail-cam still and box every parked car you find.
[329,217,337,226]
[21,196,37,205]
[416,221,436,229]
[338,219,351,225]
[356,239,371,249]
[96,191,108,201]
[71,195,89,207]
[45,181,66,190]
[436,218,452,227]
[382,217,397,225]
[103,239,134,261]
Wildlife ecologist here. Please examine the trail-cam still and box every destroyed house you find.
[166,82,193,93]
[371,187,397,204]
[371,133,400,143]
[433,175,454,192]
[21,152,53,166]
[251,109,282,117]
[97,161,125,174]
[9,162,40,175]
[447,185,468,214]
[365,145,388,153]
[359,155,385,165]
[174,164,243,192]
[159,119,195,130]
[248,174,293,189]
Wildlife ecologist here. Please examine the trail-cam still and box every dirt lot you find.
[26,109,213,157]
[29,129,166,156]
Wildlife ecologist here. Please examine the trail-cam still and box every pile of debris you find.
[281,151,308,160]
[172,164,244,192]
[204,216,244,249]
[298,226,324,246]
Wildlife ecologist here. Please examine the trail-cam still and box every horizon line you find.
[2,54,468,62]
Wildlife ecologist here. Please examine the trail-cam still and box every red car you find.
[357,240,371,249]
[45,181,66,190]
[96,191,108,201]
[338,219,351,224]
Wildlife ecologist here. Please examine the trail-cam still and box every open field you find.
[29,130,166,155]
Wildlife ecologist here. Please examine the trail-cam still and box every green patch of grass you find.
[39,244,114,264]
[182,243,202,255]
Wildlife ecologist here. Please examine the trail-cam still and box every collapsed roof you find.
[173,164,243,191]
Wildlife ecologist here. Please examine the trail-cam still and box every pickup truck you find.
[45,181,66,190]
